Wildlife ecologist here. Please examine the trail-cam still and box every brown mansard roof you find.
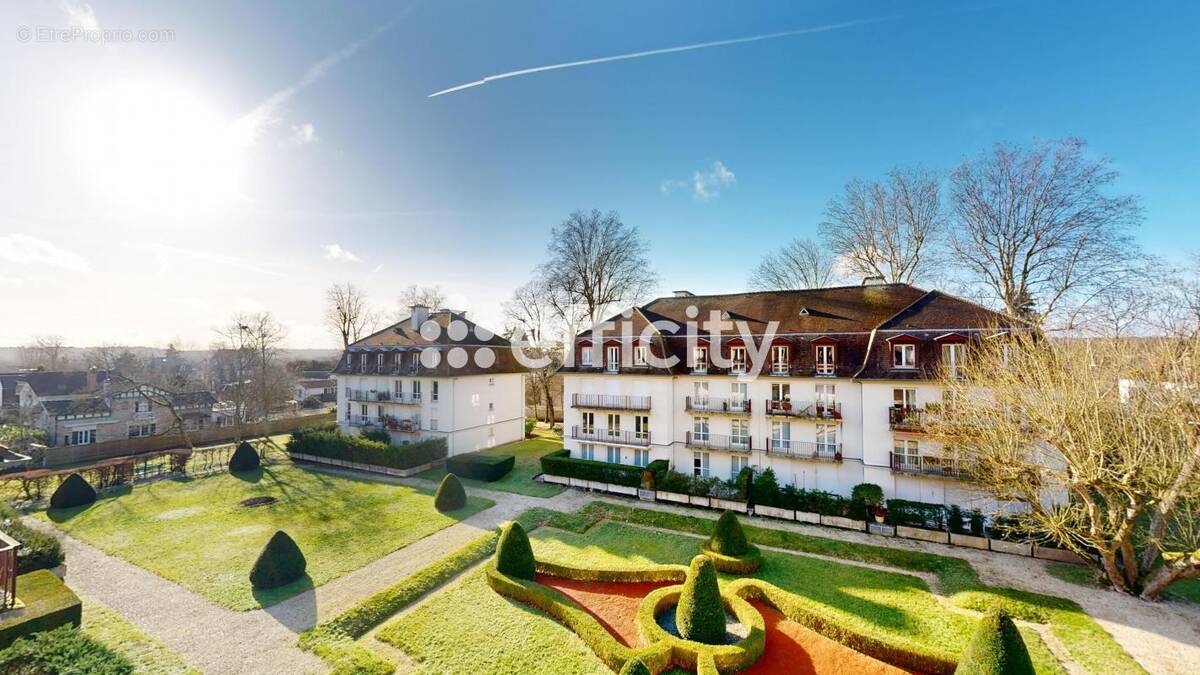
[331,310,528,377]
[562,283,1015,380]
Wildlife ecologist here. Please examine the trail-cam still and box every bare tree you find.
[325,283,375,348]
[240,313,288,437]
[24,335,66,370]
[819,166,944,285]
[1156,253,1200,338]
[947,138,1143,328]
[90,348,200,454]
[1073,259,1172,338]
[539,209,657,326]
[932,333,1200,601]
[398,284,447,313]
[748,237,840,290]
[503,279,563,424]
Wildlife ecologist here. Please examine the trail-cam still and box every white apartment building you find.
[559,283,1017,509]
[332,306,527,455]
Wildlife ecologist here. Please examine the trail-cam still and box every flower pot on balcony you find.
[781,401,792,411]
[834,452,843,462]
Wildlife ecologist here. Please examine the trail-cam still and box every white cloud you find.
[323,243,362,263]
[0,234,89,271]
[661,161,736,201]
[289,123,318,145]
[60,0,99,31]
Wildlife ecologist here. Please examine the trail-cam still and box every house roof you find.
[297,379,336,388]
[20,370,110,397]
[43,397,111,418]
[331,310,528,377]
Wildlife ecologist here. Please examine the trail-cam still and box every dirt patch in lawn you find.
[238,496,278,508]
[743,600,916,675]
[536,574,674,647]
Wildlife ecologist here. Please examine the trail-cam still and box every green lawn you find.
[40,462,493,610]
[415,431,565,498]
[82,598,198,674]
[1047,561,1200,605]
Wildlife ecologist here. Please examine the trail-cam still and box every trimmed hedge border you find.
[287,428,447,471]
[636,584,766,674]
[536,560,686,584]
[446,453,515,482]
[0,570,82,650]
[540,449,648,488]
[699,541,762,575]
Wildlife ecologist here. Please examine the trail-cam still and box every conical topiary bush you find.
[709,510,750,556]
[434,473,467,512]
[249,530,307,589]
[49,473,96,510]
[495,521,536,580]
[229,441,261,473]
[676,554,725,644]
[619,658,652,675]
[955,609,1035,675]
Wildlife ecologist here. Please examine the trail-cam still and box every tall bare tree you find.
[325,283,375,349]
[748,237,840,290]
[212,314,286,443]
[23,335,66,370]
[932,332,1200,601]
[241,312,287,436]
[503,279,562,424]
[539,209,657,326]
[819,166,944,285]
[947,138,1143,328]
[398,284,446,311]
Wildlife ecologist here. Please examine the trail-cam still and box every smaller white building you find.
[331,306,527,455]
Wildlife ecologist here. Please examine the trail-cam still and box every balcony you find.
[685,396,751,415]
[571,426,651,447]
[765,439,842,462]
[889,407,930,432]
[764,399,842,420]
[684,431,752,454]
[346,389,422,405]
[571,394,652,411]
[889,452,971,480]
[348,414,420,432]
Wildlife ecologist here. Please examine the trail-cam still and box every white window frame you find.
[580,344,593,366]
[431,381,439,401]
[606,413,620,436]
[633,344,648,366]
[771,382,791,403]
[693,381,709,406]
[942,343,966,377]
[605,345,620,372]
[815,344,835,375]
[580,443,595,461]
[693,451,710,478]
[730,419,749,448]
[730,346,747,373]
[606,446,620,464]
[633,448,649,468]
[893,343,917,369]
[693,345,708,373]
[731,455,748,479]
[413,380,422,400]
[634,415,649,441]
[581,411,595,434]
[771,345,789,374]
[693,416,710,441]
[893,388,917,409]
[816,423,838,453]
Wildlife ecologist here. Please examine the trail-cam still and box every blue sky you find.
[1,1,1197,347]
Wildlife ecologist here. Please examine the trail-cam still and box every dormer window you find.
[359,353,368,372]
[633,344,648,366]
[410,352,420,372]
[693,346,708,373]
[579,342,593,366]
[605,345,620,372]
[771,345,789,375]
[893,343,917,369]
[730,346,747,374]
[376,353,384,370]
[941,343,966,378]
[815,344,835,375]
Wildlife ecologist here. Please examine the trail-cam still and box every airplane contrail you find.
[428,16,896,98]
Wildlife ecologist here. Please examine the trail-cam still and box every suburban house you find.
[294,377,336,403]
[14,370,217,447]
[332,306,527,454]
[558,283,1018,508]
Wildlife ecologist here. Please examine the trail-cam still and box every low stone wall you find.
[820,515,865,531]
[989,540,1033,557]
[1033,545,1089,565]
[896,525,950,544]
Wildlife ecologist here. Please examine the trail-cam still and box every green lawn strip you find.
[581,501,1142,675]
[82,598,198,675]
[38,462,493,611]
[415,433,566,497]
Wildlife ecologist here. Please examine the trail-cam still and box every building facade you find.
[331,307,527,455]
[559,283,1018,509]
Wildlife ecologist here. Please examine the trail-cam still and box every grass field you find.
[82,598,198,674]
[1046,561,1200,605]
[40,462,493,610]
[415,430,565,498]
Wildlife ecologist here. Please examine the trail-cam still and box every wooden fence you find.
[0,531,18,609]
[42,412,334,468]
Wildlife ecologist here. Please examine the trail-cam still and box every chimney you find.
[861,275,887,287]
[673,290,694,297]
[410,305,429,329]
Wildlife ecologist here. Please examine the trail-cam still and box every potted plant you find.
[834,450,843,462]
[851,483,885,523]
[781,397,793,412]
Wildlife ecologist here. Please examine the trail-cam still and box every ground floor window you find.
[606,446,620,463]
[731,455,748,479]
[693,451,710,478]
[128,423,157,438]
[633,448,649,467]
[580,443,595,461]
[65,429,96,445]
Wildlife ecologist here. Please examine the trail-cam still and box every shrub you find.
[539,449,647,487]
[446,453,514,482]
[0,503,63,573]
[0,626,132,675]
[778,487,843,515]
[970,509,985,537]
[525,417,537,436]
[619,658,652,675]
[709,511,749,556]
[434,474,467,512]
[676,555,725,644]
[955,610,1035,675]
[751,468,780,507]
[948,505,965,534]
[249,531,307,590]
[360,427,391,444]
[287,427,446,470]
[0,570,82,651]
[495,522,535,580]
[886,499,946,530]
[851,483,884,507]
[228,441,261,473]
[48,473,95,510]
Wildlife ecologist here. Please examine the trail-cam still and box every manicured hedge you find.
[709,511,749,556]
[955,610,1035,675]
[250,531,307,590]
[434,474,467,512]
[0,571,82,651]
[495,522,535,580]
[49,473,96,510]
[0,502,64,573]
[288,427,447,470]
[637,583,765,674]
[446,453,514,482]
[676,555,725,644]
[0,625,132,674]
[887,499,947,530]
[228,441,261,473]
[536,560,686,584]
[539,449,647,488]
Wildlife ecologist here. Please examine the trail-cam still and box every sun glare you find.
[74,82,247,213]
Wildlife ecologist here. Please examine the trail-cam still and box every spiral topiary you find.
[434,473,467,512]
[495,521,536,580]
[228,441,261,473]
[676,554,725,644]
[49,473,96,510]
[249,530,307,589]
[708,510,750,556]
[954,609,1035,675]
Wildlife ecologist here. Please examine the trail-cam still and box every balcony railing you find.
[685,397,751,415]
[890,452,971,480]
[348,414,421,431]
[889,407,930,432]
[764,399,842,420]
[571,394,652,411]
[571,426,652,447]
[765,438,842,461]
[684,431,752,454]
[346,389,422,405]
